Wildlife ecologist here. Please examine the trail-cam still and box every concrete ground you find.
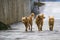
[0,2,60,40]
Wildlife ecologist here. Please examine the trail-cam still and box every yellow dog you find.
[22,17,29,31]
[36,14,45,31]
[49,16,54,31]
[22,13,35,31]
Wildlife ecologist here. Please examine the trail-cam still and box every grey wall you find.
[0,0,31,24]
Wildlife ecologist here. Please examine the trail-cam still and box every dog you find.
[35,13,45,31]
[27,13,35,31]
[22,17,29,31]
[49,16,54,31]
[22,13,35,31]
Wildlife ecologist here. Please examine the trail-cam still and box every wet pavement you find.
[0,19,60,40]
[0,2,60,40]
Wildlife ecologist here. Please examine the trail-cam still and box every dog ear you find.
[38,15,40,18]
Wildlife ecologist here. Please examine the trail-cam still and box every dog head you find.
[39,13,45,19]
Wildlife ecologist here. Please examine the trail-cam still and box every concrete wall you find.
[24,0,31,16]
[0,0,31,24]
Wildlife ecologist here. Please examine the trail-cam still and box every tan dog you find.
[49,16,54,31]
[28,13,35,31]
[22,13,35,31]
[36,14,45,31]
[22,17,29,31]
